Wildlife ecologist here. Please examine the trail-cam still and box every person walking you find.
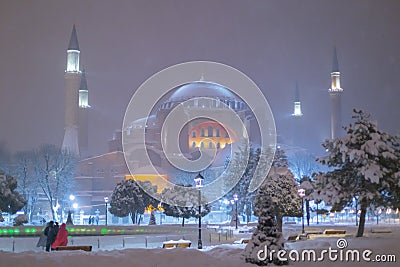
[36,222,49,250]
[44,221,57,252]
[51,223,69,250]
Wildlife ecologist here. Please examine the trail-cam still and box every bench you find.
[56,245,92,252]
[323,229,346,235]
[233,238,250,244]
[287,234,298,242]
[371,228,392,234]
[162,240,191,249]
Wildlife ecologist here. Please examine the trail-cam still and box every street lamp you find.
[232,194,239,229]
[104,197,109,226]
[194,173,204,249]
[298,188,305,234]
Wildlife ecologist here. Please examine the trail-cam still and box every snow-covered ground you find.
[0,224,398,267]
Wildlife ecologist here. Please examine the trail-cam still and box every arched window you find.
[192,141,196,148]
[192,131,196,138]
[217,142,221,149]
[208,142,213,148]
[216,129,220,137]
[225,131,229,138]
[201,128,205,137]
[208,126,213,137]
[201,142,204,148]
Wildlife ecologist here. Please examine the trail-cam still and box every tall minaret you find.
[292,82,303,117]
[62,25,81,155]
[78,67,90,156]
[328,47,343,140]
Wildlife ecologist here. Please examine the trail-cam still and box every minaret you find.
[291,82,303,117]
[62,25,81,155]
[78,67,90,156]
[328,47,343,140]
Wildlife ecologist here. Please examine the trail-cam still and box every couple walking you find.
[37,221,68,251]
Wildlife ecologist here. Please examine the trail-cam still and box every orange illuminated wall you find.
[188,121,237,150]
[126,174,169,193]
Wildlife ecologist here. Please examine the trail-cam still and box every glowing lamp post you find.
[298,188,306,234]
[104,197,109,226]
[194,173,204,249]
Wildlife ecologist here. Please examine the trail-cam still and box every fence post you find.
[12,239,15,252]
[145,236,148,248]
[97,237,100,249]
[122,237,125,248]
[218,232,221,242]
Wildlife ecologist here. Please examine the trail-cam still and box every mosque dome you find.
[168,81,237,102]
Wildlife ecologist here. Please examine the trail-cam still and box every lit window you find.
[208,126,213,137]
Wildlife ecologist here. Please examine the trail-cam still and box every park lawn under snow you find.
[0,225,399,267]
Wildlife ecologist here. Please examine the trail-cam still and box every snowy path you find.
[0,224,398,267]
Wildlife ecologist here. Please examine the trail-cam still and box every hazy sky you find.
[1,0,400,157]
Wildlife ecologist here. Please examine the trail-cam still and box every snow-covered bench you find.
[55,245,92,252]
[286,234,299,242]
[162,239,191,249]
[371,228,392,233]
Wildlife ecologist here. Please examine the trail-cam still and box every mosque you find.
[60,26,343,222]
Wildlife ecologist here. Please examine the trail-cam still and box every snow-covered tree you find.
[66,210,73,225]
[148,205,157,225]
[12,151,39,222]
[314,109,400,237]
[32,144,77,220]
[244,182,286,266]
[0,172,26,217]
[109,179,158,224]
[13,214,28,226]
[226,145,267,223]
[262,165,302,232]
[289,151,320,183]
[257,148,302,232]
[161,184,211,227]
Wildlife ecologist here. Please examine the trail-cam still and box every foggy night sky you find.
[1,0,400,157]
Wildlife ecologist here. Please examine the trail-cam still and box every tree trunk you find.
[181,217,185,227]
[356,202,368,237]
[306,200,310,226]
[276,214,283,232]
[131,212,136,224]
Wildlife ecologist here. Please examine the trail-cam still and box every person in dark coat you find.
[44,221,57,252]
